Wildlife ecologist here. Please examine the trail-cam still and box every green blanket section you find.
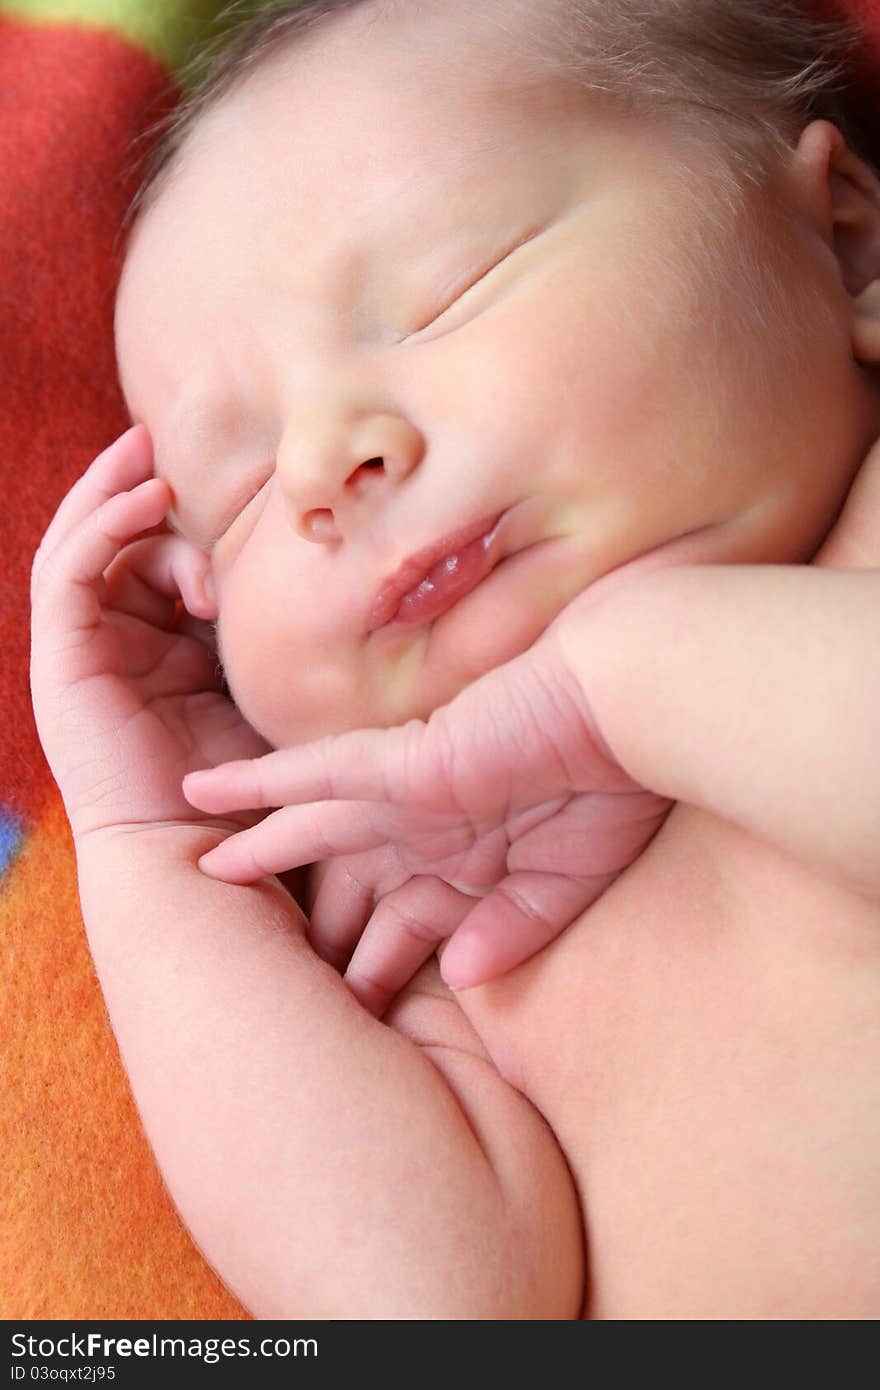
[0,0,275,79]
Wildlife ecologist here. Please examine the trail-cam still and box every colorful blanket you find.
[2,0,879,1321]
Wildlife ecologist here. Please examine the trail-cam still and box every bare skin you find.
[29,424,880,1319]
[183,449,880,1318]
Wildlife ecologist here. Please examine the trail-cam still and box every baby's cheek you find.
[362,627,433,723]
[214,629,271,744]
[215,586,366,745]
[216,597,305,744]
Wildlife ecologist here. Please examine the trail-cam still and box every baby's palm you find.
[30,427,270,840]
[69,609,268,833]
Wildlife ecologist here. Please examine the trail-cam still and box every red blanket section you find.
[0,16,245,1318]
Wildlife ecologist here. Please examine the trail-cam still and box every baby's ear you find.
[793,120,880,363]
[173,538,219,623]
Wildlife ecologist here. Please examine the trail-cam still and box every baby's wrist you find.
[74,817,245,867]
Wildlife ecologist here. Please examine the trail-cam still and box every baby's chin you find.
[398,524,740,718]
[227,511,800,748]
[401,511,804,725]
[224,606,549,750]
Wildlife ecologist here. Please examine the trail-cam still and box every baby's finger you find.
[104,534,216,627]
[344,877,473,1019]
[182,720,428,814]
[31,474,172,648]
[439,870,615,990]
[31,425,153,595]
[813,435,880,570]
[196,802,390,884]
[308,851,391,969]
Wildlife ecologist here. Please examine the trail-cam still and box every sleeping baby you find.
[30,0,880,1317]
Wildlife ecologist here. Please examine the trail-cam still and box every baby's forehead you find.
[245,0,555,97]
[157,0,582,198]
[117,7,600,318]
[115,67,576,460]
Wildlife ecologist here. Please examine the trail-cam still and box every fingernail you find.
[439,955,472,991]
[440,970,476,992]
[182,771,212,804]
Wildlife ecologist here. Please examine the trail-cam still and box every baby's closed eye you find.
[403,218,553,341]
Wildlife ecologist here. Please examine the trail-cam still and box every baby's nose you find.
[278,410,426,543]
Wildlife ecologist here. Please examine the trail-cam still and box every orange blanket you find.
[2,0,879,1320]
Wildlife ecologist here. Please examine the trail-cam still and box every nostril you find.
[346,457,386,491]
[302,507,337,542]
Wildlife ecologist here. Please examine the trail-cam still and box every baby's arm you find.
[567,562,879,900]
[558,433,880,900]
[29,426,582,1320]
[74,825,583,1319]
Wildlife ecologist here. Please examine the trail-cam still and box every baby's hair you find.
[121,0,876,240]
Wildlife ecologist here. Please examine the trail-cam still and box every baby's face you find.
[115,6,877,745]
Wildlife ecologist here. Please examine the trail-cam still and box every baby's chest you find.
[462,802,880,1128]
[456,806,880,1316]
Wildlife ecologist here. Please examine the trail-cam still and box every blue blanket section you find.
[0,807,24,878]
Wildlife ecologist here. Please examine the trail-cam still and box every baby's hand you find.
[294,848,486,1015]
[30,426,271,843]
[182,625,670,1001]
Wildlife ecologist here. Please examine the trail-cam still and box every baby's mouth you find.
[367,511,506,632]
